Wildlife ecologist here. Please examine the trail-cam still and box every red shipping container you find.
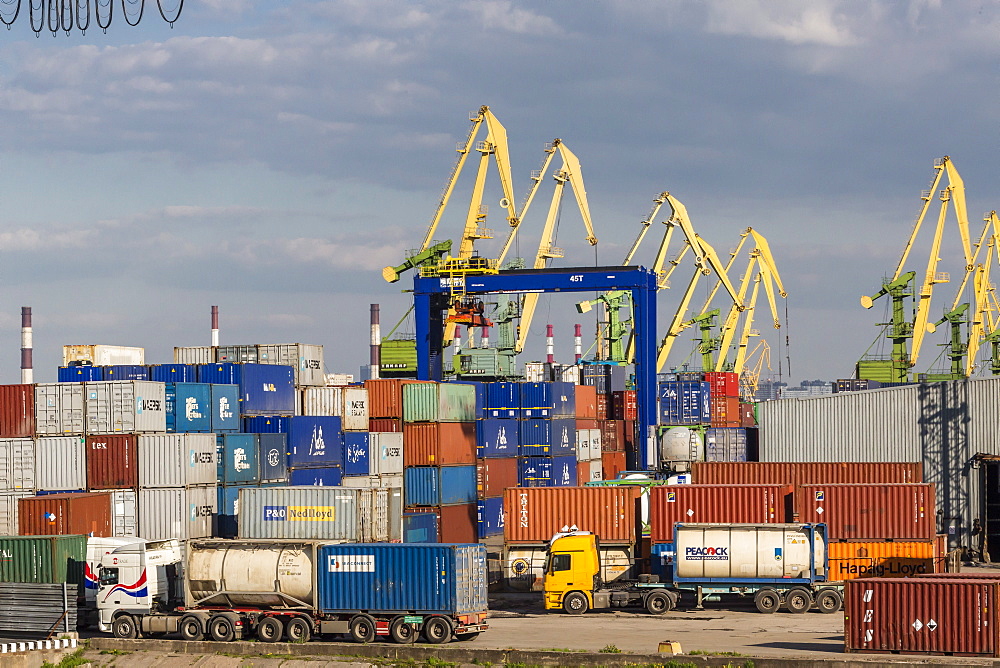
[403,422,476,466]
[600,420,623,452]
[575,418,598,430]
[0,384,34,437]
[796,483,935,541]
[709,395,741,427]
[602,451,626,481]
[704,371,739,398]
[574,385,597,420]
[610,391,637,421]
[477,457,518,498]
[595,394,610,420]
[503,487,639,544]
[19,492,113,536]
[845,578,1000,656]
[739,402,756,427]
[438,503,478,543]
[368,418,402,433]
[649,484,790,543]
[690,461,923,486]
[364,379,431,419]
[619,419,637,450]
[86,434,137,490]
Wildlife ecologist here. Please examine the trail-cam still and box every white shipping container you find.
[341,387,369,431]
[34,437,86,491]
[575,429,602,462]
[524,362,546,383]
[326,373,354,386]
[587,459,603,483]
[110,489,138,537]
[84,381,166,434]
[174,346,215,365]
[0,438,34,490]
[357,487,402,542]
[138,433,217,487]
[138,485,216,541]
[63,345,144,366]
[238,486,361,540]
[301,387,369,430]
[371,432,403,475]
[258,344,326,387]
[0,491,30,534]
[34,384,85,435]
[216,345,257,363]
[339,473,404,489]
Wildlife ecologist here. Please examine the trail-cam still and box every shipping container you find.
[217,434,260,484]
[709,395,741,427]
[365,379,430,419]
[343,432,370,476]
[437,502,478,543]
[237,486,361,540]
[828,540,939,581]
[704,428,748,462]
[256,343,326,387]
[503,486,639,544]
[174,346,214,365]
[690,461,924,486]
[476,418,518,458]
[796,483,936,541]
[600,420,623,452]
[704,371,740,398]
[403,383,477,423]
[739,402,756,427]
[138,485,215,541]
[580,364,627,395]
[447,381,486,420]
[517,456,578,488]
[301,386,369,431]
[108,488,138,537]
[0,438,34,490]
[595,394,609,420]
[518,418,575,457]
[138,433,217,487]
[601,451,626,481]
[0,386,34,438]
[0,491,28,534]
[519,382,575,419]
[0,535,86,584]
[19,492,113,536]
[289,466,344,487]
[404,465,477,506]
[575,428,602,462]
[64,345,143,366]
[34,383,84,435]
[648,484,790,543]
[149,364,197,383]
[58,365,102,382]
[574,385,597,420]
[845,578,1000,656]
[164,383,212,432]
[84,381,167,434]
[34,437,86,492]
[197,363,295,416]
[256,433,288,482]
[102,365,149,381]
[210,384,240,432]
[476,457,518,498]
[369,418,401,433]
[610,390,637,421]
[585,459,603,483]
[478,497,504,538]
[485,382,519,419]
[86,434,138,490]
[402,511,438,542]
[286,416,345,468]
[403,422,476,466]
[369,432,403,476]
[216,484,245,538]
[242,415,290,433]
[658,380,711,425]
[216,345,258,363]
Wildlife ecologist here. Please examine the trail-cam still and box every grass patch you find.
[41,649,90,668]
[100,648,133,656]
[599,644,622,654]
[688,650,744,656]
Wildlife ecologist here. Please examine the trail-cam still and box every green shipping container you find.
[0,535,87,584]
[403,382,476,423]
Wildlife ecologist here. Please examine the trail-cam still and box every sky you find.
[0,0,996,385]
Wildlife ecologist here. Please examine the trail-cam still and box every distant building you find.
[778,379,835,400]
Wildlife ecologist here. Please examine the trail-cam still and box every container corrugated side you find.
[257,433,288,482]
[109,488,138,537]
[403,383,476,423]
[370,432,402,476]
[828,540,938,581]
[316,543,487,615]
[365,379,429,419]
[174,347,214,364]
[691,462,924,485]
[796,483,936,541]
[303,387,369,430]
[503,486,639,544]
[138,433,217,487]
[138,485,215,541]
[210,384,240,432]
[845,578,1000,656]
[83,381,166,434]
[648,484,790,543]
[0,385,34,438]
[217,434,260,484]
[403,422,476,466]
[0,535,86,584]
[165,383,211,432]
[237,486,360,540]
[403,466,478,506]
[86,434,138,490]
[19,492,113,536]
[34,437,86,491]
[197,364,295,416]
[0,438,34,490]
[149,364,197,382]
[257,343,326,387]
[477,419,518,458]
[0,491,29,534]
[34,383,84,435]
[477,457,518,498]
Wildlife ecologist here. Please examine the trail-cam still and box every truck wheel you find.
[257,616,283,643]
[389,616,416,644]
[286,617,312,643]
[753,589,780,614]
[456,631,481,642]
[209,615,237,642]
[815,589,843,614]
[784,588,812,614]
[112,614,139,640]
[562,591,589,615]
[179,614,204,641]
[349,614,377,643]
[644,591,672,615]
[422,616,453,644]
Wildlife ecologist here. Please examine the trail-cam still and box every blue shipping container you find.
[517,456,578,488]
[257,433,288,482]
[403,512,439,543]
[404,466,477,506]
[149,364,197,383]
[477,497,504,538]
[242,415,290,434]
[343,432,370,476]
[289,466,343,487]
[165,383,212,433]
[286,416,345,468]
[658,380,711,425]
[102,365,149,381]
[196,363,295,416]
[210,384,240,432]
[58,366,102,382]
[485,382,519,419]
[649,542,675,579]
[581,363,627,394]
[216,484,247,538]
[704,427,748,462]
[518,418,575,457]
[217,433,260,484]
[476,418,519,458]
[519,381,575,419]
[316,543,487,615]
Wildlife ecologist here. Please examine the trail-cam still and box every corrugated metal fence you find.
[0,583,76,635]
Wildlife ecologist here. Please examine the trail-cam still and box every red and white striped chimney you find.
[574,323,582,363]
[546,324,555,364]
[370,304,381,380]
[211,305,219,347]
[453,325,462,356]
[480,325,490,349]
[20,307,32,384]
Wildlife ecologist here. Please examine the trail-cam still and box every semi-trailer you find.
[96,538,488,644]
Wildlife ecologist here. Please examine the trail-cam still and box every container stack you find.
[581,364,629,479]
[573,384,602,484]
[476,389,518,540]
[0,385,36,533]
[517,381,577,488]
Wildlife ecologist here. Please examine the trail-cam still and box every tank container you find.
[34,437,86,492]
[164,383,211,432]
[795,483,936,540]
[138,485,216,541]
[289,466,343,487]
[518,418,575,457]
[85,434,138,490]
[256,344,325,387]
[217,434,260,484]
[504,486,638,544]
[659,426,704,462]
[149,364,197,383]
[476,418,518,459]
[704,427,747,462]
[63,345,144,366]
[672,523,826,580]
[649,484,790,542]
[476,457,518,498]
[403,466,477,506]
[370,432,403,476]
[210,384,240,433]
[174,347,214,365]
[84,381,166,434]
[0,386,34,438]
[517,456,578,488]
[403,422,476,466]
[0,535,86,584]
[0,438,34,490]
[196,363,295,416]
[286,416,345,468]
[34,383,84,435]
[257,433,288,482]
[138,433,217,487]
[237,486,361,540]
[403,382,476,422]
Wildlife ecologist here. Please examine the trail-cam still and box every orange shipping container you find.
[709,396,741,427]
[602,451,626,480]
[691,461,923,486]
[504,486,639,544]
[574,385,598,420]
[403,422,476,466]
[368,418,402,432]
[477,457,518,498]
[828,540,939,581]
[364,379,431,419]
[575,418,598,430]
[18,492,113,536]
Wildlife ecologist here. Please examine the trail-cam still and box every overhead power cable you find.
[1,0,182,35]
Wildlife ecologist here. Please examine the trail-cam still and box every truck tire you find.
[257,616,283,643]
[349,614,377,643]
[112,614,139,640]
[286,617,312,643]
[644,591,672,615]
[562,591,589,616]
[208,614,237,642]
[179,614,204,641]
[389,616,416,644]
[753,589,780,614]
[784,588,812,614]
[422,616,453,644]
[456,631,481,642]
[815,589,843,614]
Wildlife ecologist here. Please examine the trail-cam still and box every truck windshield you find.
[99,567,119,586]
[549,553,571,573]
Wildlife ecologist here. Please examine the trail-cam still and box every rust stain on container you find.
[0,385,34,438]
[796,483,936,541]
[364,379,430,419]
[85,434,138,490]
[649,484,791,543]
[503,486,639,544]
[403,422,476,466]
[574,385,597,420]
[18,492,113,536]
[691,461,923,485]
[845,578,1000,656]
[828,540,939,581]
[477,457,518,498]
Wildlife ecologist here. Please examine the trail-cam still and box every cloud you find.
[703,1,858,46]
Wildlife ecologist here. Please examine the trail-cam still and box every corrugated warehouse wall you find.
[759,378,1000,550]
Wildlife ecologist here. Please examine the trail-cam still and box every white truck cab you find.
[96,539,182,632]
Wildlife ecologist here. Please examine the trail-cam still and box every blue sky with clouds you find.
[0,0,996,384]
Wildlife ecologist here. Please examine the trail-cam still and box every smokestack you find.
[20,307,32,384]
[574,323,582,363]
[546,324,554,364]
[453,325,462,357]
[480,325,490,349]
[370,304,381,380]
[211,305,219,347]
